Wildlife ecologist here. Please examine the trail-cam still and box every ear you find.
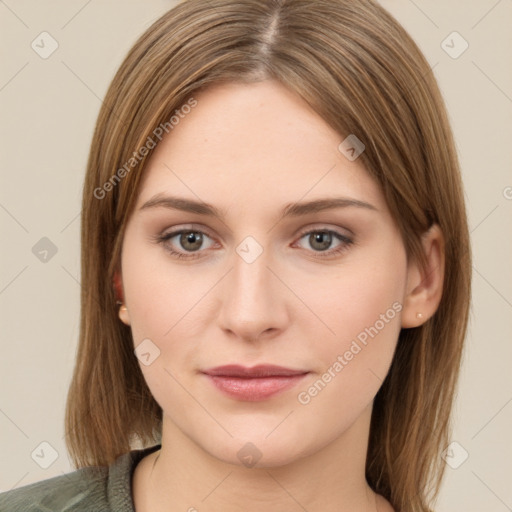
[113,270,131,326]
[401,224,445,328]
[113,270,124,302]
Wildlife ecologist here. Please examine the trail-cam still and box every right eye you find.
[155,228,218,259]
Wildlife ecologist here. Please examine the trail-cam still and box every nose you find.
[217,242,289,342]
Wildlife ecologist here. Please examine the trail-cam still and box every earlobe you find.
[401,224,445,328]
[113,270,131,325]
[118,304,131,326]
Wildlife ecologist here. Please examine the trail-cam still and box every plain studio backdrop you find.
[1,1,511,510]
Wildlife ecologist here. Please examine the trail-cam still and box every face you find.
[118,80,409,468]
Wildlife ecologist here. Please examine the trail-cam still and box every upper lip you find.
[201,364,309,378]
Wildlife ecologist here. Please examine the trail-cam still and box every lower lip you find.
[204,374,308,401]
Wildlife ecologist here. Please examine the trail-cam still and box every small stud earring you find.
[416,312,423,319]
[118,304,128,323]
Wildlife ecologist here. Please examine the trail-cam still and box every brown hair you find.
[65,1,471,510]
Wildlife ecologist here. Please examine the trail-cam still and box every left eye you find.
[295,229,353,254]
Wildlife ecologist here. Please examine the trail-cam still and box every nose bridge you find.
[218,237,287,338]
[234,245,270,299]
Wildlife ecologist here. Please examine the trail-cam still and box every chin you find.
[200,431,314,469]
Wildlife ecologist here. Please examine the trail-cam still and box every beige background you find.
[1,1,511,510]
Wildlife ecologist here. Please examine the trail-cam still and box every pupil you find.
[182,231,202,251]
[311,232,331,251]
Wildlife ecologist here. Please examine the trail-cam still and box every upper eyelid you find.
[161,224,218,242]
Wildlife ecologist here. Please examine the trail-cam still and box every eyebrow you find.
[138,193,378,219]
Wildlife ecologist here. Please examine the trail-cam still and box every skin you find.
[116,80,444,512]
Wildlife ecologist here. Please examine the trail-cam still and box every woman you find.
[0,0,471,511]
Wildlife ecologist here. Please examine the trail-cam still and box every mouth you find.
[201,364,310,401]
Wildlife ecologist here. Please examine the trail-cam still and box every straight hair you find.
[65,1,472,510]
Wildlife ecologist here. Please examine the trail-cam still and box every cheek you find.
[290,298,403,452]
[307,243,406,349]
[120,231,197,341]
[294,240,406,406]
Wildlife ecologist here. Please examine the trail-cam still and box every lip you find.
[201,365,309,401]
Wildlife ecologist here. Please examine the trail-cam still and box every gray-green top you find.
[0,444,161,512]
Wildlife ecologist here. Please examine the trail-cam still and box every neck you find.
[134,404,381,512]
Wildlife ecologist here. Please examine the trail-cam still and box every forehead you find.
[134,80,386,215]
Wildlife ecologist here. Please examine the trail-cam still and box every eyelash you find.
[153,226,354,261]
